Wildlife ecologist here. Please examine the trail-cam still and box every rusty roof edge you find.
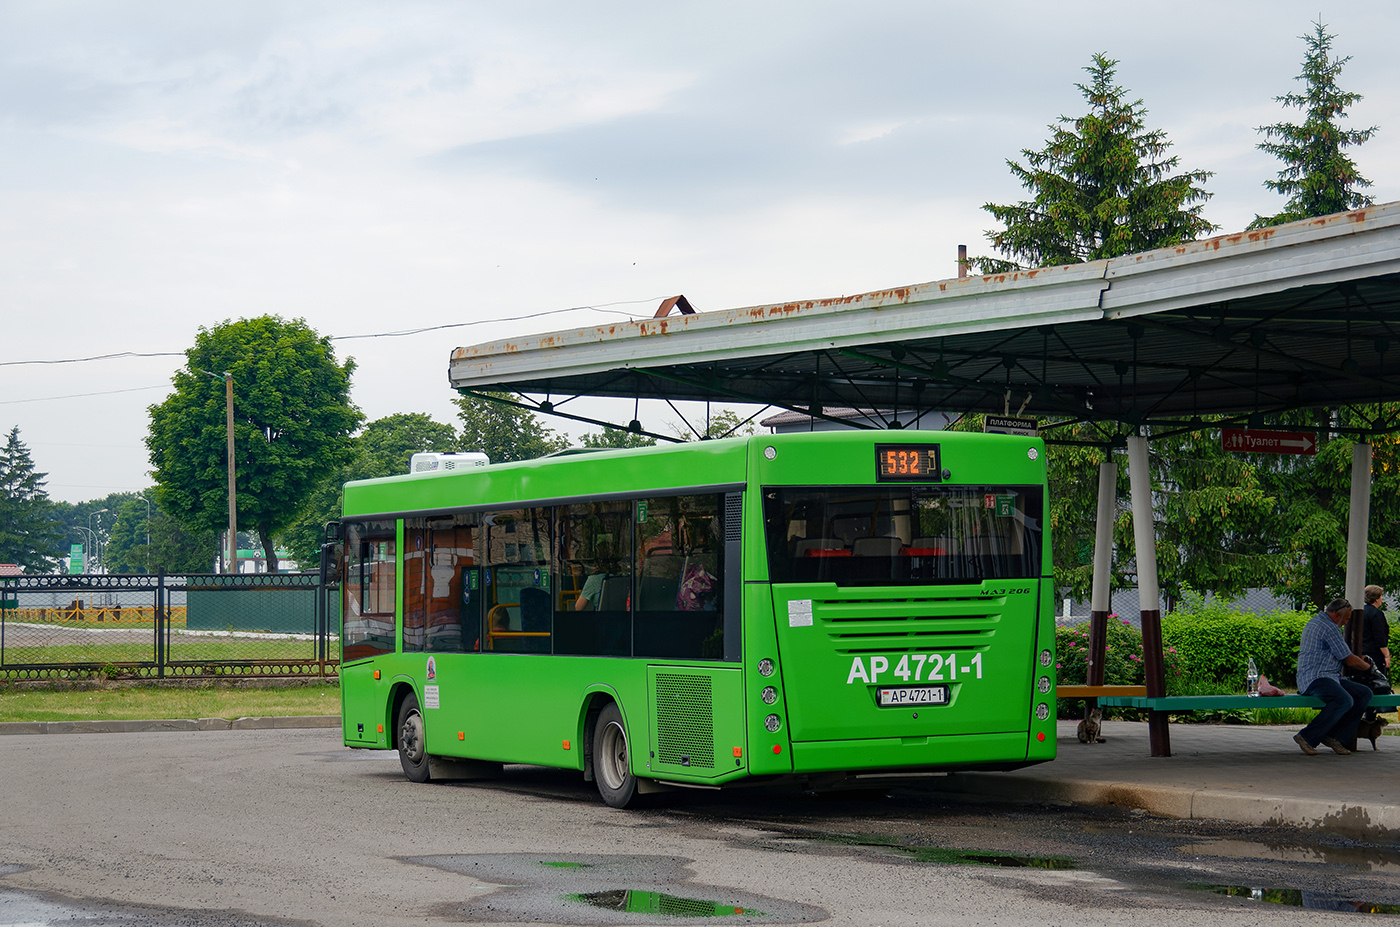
[1102,201,1400,278]
[1101,205,1400,320]
[448,287,1109,388]
[449,260,1111,365]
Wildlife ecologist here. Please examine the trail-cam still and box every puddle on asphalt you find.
[1199,885,1400,914]
[567,890,764,918]
[821,833,1074,870]
[410,853,825,923]
[1187,839,1400,874]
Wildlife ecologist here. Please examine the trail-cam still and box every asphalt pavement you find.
[3,714,1396,838]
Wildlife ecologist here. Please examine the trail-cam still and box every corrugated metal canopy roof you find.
[449,204,1400,433]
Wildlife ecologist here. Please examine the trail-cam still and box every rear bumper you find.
[790,730,1040,773]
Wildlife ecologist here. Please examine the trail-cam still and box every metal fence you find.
[0,572,340,680]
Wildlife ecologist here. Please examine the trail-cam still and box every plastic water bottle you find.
[1247,656,1259,697]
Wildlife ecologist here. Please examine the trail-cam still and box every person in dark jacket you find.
[1359,585,1391,724]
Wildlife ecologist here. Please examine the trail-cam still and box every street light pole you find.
[88,509,108,574]
[138,492,153,574]
[75,525,98,574]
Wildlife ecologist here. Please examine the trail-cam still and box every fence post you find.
[157,569,166,678]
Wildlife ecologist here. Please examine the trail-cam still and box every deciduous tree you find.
[454,391,567,463]
[581,426,657,449]
[147,316,361,573]
[282,413,459,566]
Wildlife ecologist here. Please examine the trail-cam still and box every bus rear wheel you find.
[397,692,431,783]
[593,703,637,808]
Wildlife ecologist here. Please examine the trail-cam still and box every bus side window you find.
[341,520,396,662]
[404,515,479,654]
[480,508,551,653]
[554,500,632,656]
[634,494,723,660]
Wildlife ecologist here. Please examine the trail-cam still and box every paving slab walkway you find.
[944,719,1400,838]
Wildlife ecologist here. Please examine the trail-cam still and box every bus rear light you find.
[1039,650,1052,667]
[761,686,778,704]
[1037,732,1046,742]
[1035,704,1050,721]
[764,714,782,733]
[758,658,775,677]
[1037,676,1051,694]
[772,745,782,754]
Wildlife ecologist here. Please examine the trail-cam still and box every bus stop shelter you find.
[448,203,1400,756]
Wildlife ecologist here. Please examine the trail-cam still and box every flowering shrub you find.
[1054,615,1183,687]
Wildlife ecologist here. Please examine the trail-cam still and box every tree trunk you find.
[258,524,280,573]
[1309,555,1326,610]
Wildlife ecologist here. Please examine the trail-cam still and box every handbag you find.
[1347,658,1393,695]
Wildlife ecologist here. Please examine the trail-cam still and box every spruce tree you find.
[979,53,1215,271]
[1251,20,1375,228]
[0,426,61,571]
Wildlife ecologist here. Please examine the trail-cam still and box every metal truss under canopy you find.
[449,204,1400,434]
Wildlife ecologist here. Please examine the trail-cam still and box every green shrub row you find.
[1056,594,1398,694]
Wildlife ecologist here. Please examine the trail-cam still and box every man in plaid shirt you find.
[1294,598,1375,755]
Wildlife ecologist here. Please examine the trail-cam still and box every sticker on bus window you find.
[425,685,440,710]
[788,599,813,627]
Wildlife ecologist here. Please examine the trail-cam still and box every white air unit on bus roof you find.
[409,451,490,474]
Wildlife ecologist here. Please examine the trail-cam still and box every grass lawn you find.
[0,683,340,722]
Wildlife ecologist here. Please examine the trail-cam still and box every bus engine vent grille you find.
[654,673,715,768]
[724,493,742,543]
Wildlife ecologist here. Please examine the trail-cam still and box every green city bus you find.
[335,429,1056,806]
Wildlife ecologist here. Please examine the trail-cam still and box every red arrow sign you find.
[1221,428,1316,456]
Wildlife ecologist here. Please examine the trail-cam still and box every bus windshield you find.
[762,485,1043,586]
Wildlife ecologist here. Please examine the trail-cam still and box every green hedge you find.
[1059,595,1398,693]
[1161,601,1311,688]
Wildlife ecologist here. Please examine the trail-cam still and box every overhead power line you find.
[0,384,170,406]
[0,297,667,369]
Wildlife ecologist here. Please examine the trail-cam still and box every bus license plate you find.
[878,685,949,707]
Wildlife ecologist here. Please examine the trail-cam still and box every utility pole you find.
[224,372,237,576]
[198,368,238,575]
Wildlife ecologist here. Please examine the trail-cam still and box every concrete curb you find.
[942,770,1400,839]
[0,715,339,735]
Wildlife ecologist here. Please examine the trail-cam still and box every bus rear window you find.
[762,485,1043,585]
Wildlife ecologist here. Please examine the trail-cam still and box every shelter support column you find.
[1127,435,1170,757]
[1345,442,1372,654]
[1086,459,1117,687]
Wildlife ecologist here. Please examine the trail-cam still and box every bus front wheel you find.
[397,692,431,783]
[593,703,637,808]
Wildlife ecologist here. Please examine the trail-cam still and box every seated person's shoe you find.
[1294,733,1319,755]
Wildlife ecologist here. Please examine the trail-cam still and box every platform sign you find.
[983,415,1038,437]
[1221,428,1316,456]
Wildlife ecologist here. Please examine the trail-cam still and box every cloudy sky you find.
[3,1,1398,503]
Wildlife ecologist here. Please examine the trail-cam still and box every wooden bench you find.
[1057,685,1147,700]
[1098,693,1400,711]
